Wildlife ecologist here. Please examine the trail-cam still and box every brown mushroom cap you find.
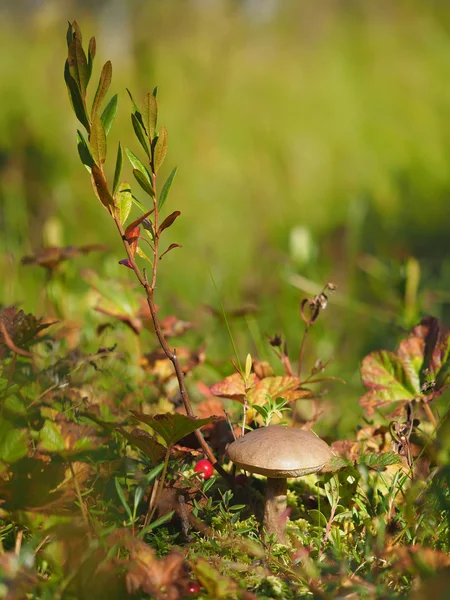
[227,425,333,478]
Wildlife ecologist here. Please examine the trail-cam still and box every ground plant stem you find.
[113,215,232,485]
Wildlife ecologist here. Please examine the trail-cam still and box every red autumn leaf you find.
[247,375,312,406]
[125,209,154,236]
[210,373,260,403]
[160,243,182,260]
[158,210,181,235]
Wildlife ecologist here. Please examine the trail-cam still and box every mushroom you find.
[227,425,333,544]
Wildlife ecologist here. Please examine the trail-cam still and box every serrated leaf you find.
[115,182,132,225]
[158,210,180,235]
[143,92,157,140]
[210,373,260,403]
[154,125,168,173]
[158,166,177,211]
[360,350,418,410]
[38,420,66,453]
[64,61,90,132]
[0,419,29,464]
[133,168,154,197]
[68,36,89,97]
[131,113,150,158]
[360,451,402,470]
[91,164,115,214]
[91,60,112,119]
[112,142,123,195]
[101,94,118,136]
[76,129,94,172]
[131,412,224,447]
[89,114,107,166]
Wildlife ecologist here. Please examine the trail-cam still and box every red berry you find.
[194,459,214,480]
[235,473,248,486]
[186,581,200,595]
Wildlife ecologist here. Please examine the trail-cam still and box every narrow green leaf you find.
[137,510,175,538]
[154,125,168,173]
[112,142,123,196]
[87,36,96,81]
[143,92,157,140]
[153,86,158,98]
[158,166,177,211]
[89,114,107,166]
[68,37,89,97]
[64,61,90,132]
[77,129,94,172]
[125,147,152,183]
[126,88,141,117]
[66,22,74,48]
[115,182,132,226]
[101,94,118,136]
[133,169,155,197]
[92,61,112,119]
[114,478,133,520]
[131,113,150,158]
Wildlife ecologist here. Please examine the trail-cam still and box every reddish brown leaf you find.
[125,209,154,236]
[158,211,181,235]
[159,243,182,260]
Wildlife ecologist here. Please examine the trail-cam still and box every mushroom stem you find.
[264,477,288,544]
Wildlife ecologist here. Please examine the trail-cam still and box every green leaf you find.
[112,142,123,196]
[118,428,165,465]
[64,61,90,132]
[126,88,141,118]
[192,558,239,599]
[154,125,168,173]
[68,36,89,97]
[38,420,65,453]
[92,60,112,119]
[0,419,29,464]
[131,412,223,448]
[87,36,96,81]
[158,166,177,211]
[360,350,418,411]
[71,20,83,44]
[101,94,118,136]
[66,21,74,49]
[89,114,107,166]
[77,129,94,172]
[137,510,175,538]
[133,168,155,197]
[131,113,150,158]
[360,452,402,470]
[125,147,152,183]
[115,477,133,520]
[142,92,157,140]
[115,182,133,226]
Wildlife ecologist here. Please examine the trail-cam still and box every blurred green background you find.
[2,0,450,433]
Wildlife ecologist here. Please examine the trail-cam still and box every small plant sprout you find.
[227,425,334,544]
